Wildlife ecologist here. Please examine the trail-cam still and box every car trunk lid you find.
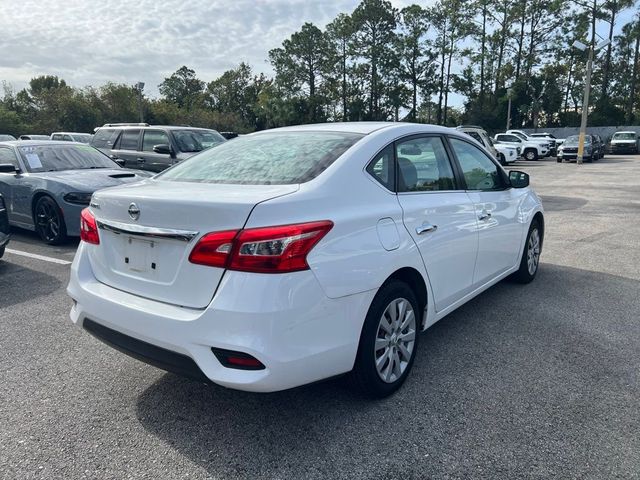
[87,180,299,308]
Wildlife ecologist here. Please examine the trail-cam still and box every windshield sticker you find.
[25,153,43,169]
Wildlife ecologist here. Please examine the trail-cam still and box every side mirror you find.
[509,170,529,188]
[0,163,19,174]
[153,144,172,155]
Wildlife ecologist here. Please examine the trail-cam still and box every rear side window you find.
[52,134,63,141]
[91,129,120,149]
[395,136,456,192]
[366,145,395,190]
[466,131,484,145]
[158,131,363,185]
[118,130,140,151]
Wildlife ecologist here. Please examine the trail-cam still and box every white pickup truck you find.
[494,132,550,161]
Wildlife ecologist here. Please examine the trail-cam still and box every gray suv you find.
[90,123,226,172]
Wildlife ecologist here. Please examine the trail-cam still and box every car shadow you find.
[0,260,63,308]
[133,264,640,479]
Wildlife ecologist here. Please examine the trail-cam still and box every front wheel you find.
[351,280,420,398]
[524,149,538,161]
[512,220,542,284]
[498,153,506,166]
[34,196,67,245]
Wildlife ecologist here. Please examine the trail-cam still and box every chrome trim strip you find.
[97,219,199,242]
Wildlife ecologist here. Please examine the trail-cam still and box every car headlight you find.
[63,192,93,205]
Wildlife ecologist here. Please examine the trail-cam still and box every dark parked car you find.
[0,141,151,244]
[0,193,9,259]
[557,135,598,162]
[91,123,226,173]
[593,134,605,159]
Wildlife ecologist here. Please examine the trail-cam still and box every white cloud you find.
[0,0,430,96]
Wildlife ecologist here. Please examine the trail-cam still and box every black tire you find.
[351,280,420,398]
[524,149,538,161]
[34,196,67,245]
[498,153,506,166]
[511,219,542,284]
[0,246,4,259]
[556,157,562,163]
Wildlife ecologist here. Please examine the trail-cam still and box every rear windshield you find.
[172,129,226,152]
[612,132,636,140]
[17,144,117,172]
[158,131,363,185]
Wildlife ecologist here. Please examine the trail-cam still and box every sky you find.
[0,0,418,95]
[0,0,637,109]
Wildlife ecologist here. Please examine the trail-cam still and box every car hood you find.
[32,168,152,191]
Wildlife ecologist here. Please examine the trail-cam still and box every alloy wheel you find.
[36,200,61,242]
[527,228,541,275]
[374,298,416,383]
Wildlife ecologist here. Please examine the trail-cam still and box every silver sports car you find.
[0,141,151,244]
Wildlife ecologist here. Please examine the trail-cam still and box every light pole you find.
[135,81,145,123]
[506,87,513,131]
[573,39,611,164]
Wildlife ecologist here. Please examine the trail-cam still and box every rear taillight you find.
[80,208,100,245]
[188,230,238,268]
[189,221,333,273]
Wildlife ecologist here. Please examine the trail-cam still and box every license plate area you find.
[124,237,157,274]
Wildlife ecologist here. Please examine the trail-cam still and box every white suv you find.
[68,123,544,397]
[495,133,549,161]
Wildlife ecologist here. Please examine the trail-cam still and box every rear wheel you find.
[34,196,67,245]
[512,220,541,284]
[498,153,506,166]
[524,149,538,161]
[0,246,4,258]
[351,280,420,398]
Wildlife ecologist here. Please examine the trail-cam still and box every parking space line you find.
[5,248,72,265]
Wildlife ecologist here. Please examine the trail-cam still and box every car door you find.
[495,134,522,151]
[0,146,32,226]
[394,135,479,312]
[448,136,525,286]
[140,129,174,172]
[111,129,141,169]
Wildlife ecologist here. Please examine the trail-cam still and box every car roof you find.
[255,122,454,136]
[96,125,216,131]
[51,132,91,135]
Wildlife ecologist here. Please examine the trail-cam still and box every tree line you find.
[1,0,639,136]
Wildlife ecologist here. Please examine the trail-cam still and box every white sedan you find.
[67,122,544,398]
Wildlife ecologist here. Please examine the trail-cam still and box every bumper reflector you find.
[211,347,265,370]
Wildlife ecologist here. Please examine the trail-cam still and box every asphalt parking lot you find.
[1,154,639,479]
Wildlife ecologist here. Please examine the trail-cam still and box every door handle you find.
[109,154,119,160]
[416,223,438,235]
[478,211,492,221]
[137,158,145,163]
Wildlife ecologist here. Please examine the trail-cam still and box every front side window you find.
[159,131,363,185]
[450,138,504,191]
[172,129,226,153]
[395,136,455,192]
[0,147,20,169]
[142,130,171,152]
[17,144,116,172]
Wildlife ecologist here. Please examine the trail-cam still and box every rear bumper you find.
[611,144,638,153]
[67,242,374,392]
